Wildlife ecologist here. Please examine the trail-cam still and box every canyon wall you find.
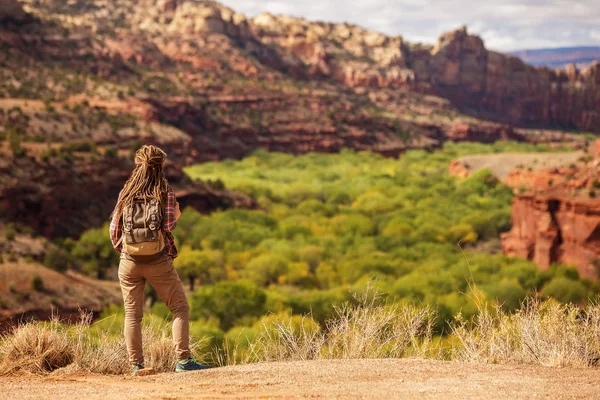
[500,144,600,279]
[0,152,253,238]
[502,196,600,279]
[249,18,600,132]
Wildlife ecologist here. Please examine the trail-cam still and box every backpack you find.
[122,197,165,256]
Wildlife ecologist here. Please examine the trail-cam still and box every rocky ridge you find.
[126,0,600,132]
[0,148,253,239]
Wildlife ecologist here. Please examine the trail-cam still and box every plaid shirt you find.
[109,188,178,258]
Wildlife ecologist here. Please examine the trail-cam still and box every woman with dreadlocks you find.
[109,144,209,375]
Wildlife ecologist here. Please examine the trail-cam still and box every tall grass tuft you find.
[70,313,128,375]
[451,299,600,368]
[0,312,202,375]
[248,286,436,362]
[0,317,74,375]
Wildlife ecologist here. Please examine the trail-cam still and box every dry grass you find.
[0,318,74,375]
[451,299,600,368]
[0,313,200,375]
[2,292,600,375]
[248,287,436,362]
[248,314,325,362]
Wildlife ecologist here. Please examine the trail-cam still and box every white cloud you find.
[217,0,600,51]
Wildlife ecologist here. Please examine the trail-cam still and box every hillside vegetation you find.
[180,141,599,331]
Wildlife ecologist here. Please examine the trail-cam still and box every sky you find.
[218,0,600,52]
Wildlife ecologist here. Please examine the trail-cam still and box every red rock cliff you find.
[502,196,600,279]
[501,145,600,279]
[249,16,600,132]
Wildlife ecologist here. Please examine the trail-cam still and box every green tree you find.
[71,223,119,279]
[191,280,266,330]
[541,277,587,304]
[243,254,289,286]
[175,246,224,290]
[43,247,74,273]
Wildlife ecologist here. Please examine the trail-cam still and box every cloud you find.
[217,0,600,51]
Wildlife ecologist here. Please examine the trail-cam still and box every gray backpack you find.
[122,197,165,256]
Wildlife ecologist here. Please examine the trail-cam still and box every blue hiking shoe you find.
[131,364,145,376]
[175,358,211,373]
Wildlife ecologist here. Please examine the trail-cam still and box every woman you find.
[109,144,208,375]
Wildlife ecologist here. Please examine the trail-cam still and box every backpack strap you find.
[122,203,135,244]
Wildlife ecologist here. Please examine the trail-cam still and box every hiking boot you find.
[175,358,211,373]
[131,364,144,376]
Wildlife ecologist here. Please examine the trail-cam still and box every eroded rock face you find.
[0,152,253,238]
[0,0,30,24]
[448,159,471,178]
[501,196,600,279]
[501,141,600,279]
[246,17,600,132]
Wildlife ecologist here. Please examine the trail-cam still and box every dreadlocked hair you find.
[113,145,169,219]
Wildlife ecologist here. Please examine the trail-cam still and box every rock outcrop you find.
[501,195,600,279]
[0,0,31,24]
[250,20,600,132]
[501,142,600,279]
[0,152,254,239]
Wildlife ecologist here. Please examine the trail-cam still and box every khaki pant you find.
[118,254,191,365]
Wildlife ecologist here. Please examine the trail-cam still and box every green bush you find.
[103,146,118,158]
[70,223,119,279]
[7,127,27,158]
[191,280,267,331]
[4,225,16,241]
[43,248,73,273]
[541,277,588,304]
[482,280,527,312]
[175,246,225,290]
[30,275,45,292]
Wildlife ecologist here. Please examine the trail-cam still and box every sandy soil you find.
[456,152,583,178]
[1,358,599,399]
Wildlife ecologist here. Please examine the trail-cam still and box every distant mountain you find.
[508,46,600,69]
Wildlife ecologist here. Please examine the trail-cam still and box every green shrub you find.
[191,280,267,331]
[30,275,45,292]
[4,225,16,241]
[103,146,118,158]
[541,277,587,304]
[43,248,73,273]
[7,128,26,157]
[70,223,119,279]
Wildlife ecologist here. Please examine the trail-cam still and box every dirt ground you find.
[455,152,583,178]
[1,358,599,399]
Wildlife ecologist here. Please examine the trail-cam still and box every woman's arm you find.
[109,210,123,253]
[163,188,178,232]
